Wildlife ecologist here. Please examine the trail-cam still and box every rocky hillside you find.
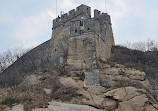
[0,60,158,111]
[111,45,158,89]
[0,40,52,88]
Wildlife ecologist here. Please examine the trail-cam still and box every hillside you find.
[0,39,158,111]
[0,40,53,87]
[0,3,158,111]
[0,57,158,111]
[112,46,158,91]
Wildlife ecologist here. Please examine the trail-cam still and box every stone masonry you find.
[51,4,115,86]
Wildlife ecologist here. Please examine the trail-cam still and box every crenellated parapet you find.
[94,9,101,18]
[52,4,113,42]
[53,4,91,29]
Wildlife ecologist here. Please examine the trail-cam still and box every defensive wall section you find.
[52,4,112,41]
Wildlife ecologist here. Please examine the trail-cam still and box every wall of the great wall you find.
[95,23,115,61]
[0,40,53,87]
[70,18,100,36]
[0,26,71,87]
[0,27,71,87]
[67,34,96,72]
[53,4,91,29]
[0,4,115,87]
[50,27,70,64]
[67,25,114,72]
[52,14,90,37]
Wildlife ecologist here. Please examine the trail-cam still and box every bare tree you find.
[123,39,158,52]
[146,39,158,51]
[132,42,146,52]
[0,46,32,73]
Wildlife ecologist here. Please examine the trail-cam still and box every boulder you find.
[118,94,148,111]
[145,105,157,111]
[102,98,117,110]
[104,87,142,101]
[125,70,146,81]
[32,101,106,111]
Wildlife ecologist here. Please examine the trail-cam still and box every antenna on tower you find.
[56,0,57,17]
[105,0,107,13]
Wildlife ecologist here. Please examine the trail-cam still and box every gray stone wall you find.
[53,4,113,47]
[67,34,96,71]
[94,9,101,18]
[70,18,100,36]
[0,35,69,87]
[53,4,91,29]
[53,14,91,36]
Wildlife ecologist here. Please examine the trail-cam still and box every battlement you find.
[53,4,91,28]
[53,4,112,37]
[94,9,101,18]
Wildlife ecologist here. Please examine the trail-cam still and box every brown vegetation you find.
[0,67,82,111]
[111,45,158,101]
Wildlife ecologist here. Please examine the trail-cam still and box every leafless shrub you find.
[123,39,158,52]
[112,44,158,101]
[0,46,32,73]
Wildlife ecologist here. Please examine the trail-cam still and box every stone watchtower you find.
[51,4,115,86]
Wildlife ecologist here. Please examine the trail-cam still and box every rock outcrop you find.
[1,62,158,111]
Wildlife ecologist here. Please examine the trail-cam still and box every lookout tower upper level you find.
[53,4,91,29]
[52,4,112,42]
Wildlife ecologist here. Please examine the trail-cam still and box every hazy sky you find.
[0,0,158,53]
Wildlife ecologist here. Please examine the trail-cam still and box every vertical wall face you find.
[50,27,70,65]
[51,4,115,71]
[95,23,115,61]
[67,34,96,71]
[70,18,99,36]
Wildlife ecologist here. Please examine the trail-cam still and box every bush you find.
[52,87,82,101]
[111,45,158,89]
[1,95,20,108]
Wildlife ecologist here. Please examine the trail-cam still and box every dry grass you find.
[0,67,83,111]
[51,86,82,102]
[1,86,49,111]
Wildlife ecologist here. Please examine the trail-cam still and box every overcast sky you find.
[0,0,158,53]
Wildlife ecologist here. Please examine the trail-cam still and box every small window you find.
[75,29,77,33]
[87,28,90,30]
[87,8,89,10]
[80,20,84,26]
